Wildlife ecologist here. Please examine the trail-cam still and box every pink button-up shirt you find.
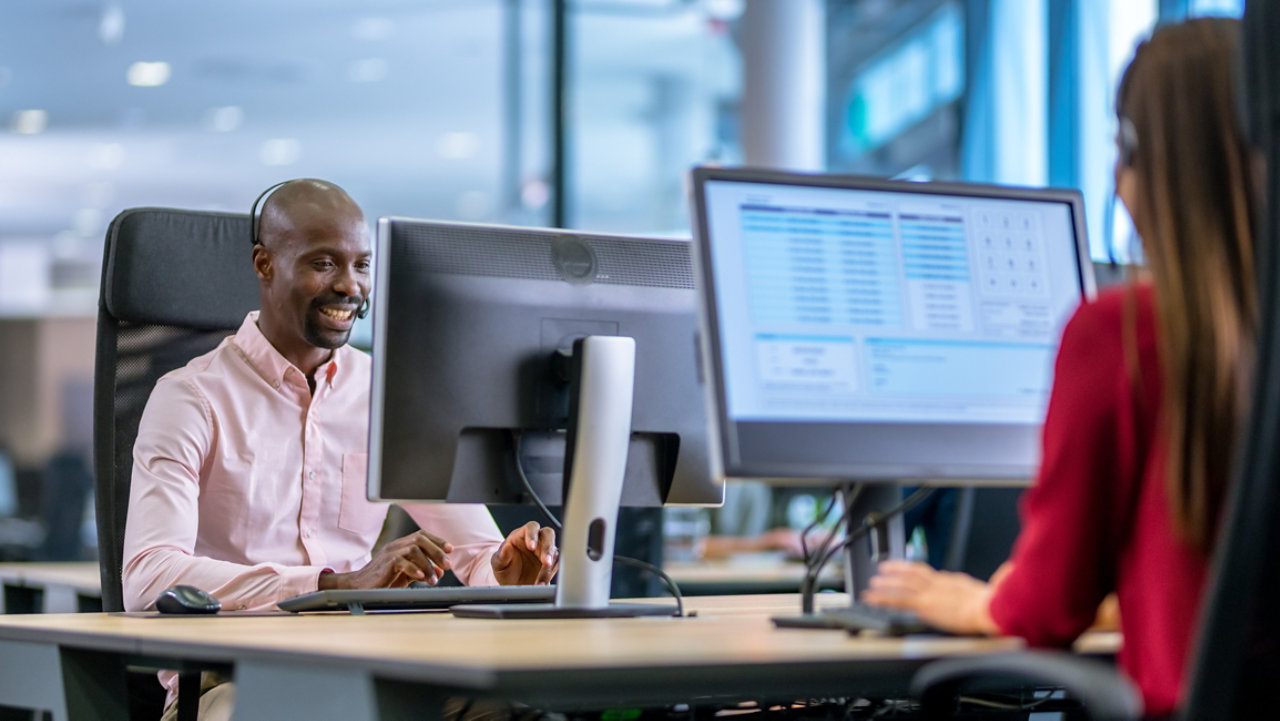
[122,311,503,615]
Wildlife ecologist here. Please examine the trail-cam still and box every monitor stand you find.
[452,336,676,619]
[772,483,905,628]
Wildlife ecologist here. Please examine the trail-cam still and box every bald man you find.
[123,180,557,719]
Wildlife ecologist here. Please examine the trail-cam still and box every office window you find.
[827,1,964,180]
[836,3,962,170]
[1187,0,1245,17]
[567,1,741,234]
[1080,0,1158,264]
[0,2,527,317]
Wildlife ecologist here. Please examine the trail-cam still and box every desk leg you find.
[232,661,447,721]
[0,640,65,720]
[57,649,127,721]
[73,594,101,614]
[1,585,42,614]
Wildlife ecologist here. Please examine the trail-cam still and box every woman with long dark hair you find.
[865,18,1259,717]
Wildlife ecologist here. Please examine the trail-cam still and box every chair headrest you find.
[101,207,260,329]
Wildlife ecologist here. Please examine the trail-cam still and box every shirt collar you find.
[231,311,347,390]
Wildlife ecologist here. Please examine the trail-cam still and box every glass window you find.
[1094,1,1158,264]
[1189,0,1244,17]
[568,1,741,234]
[839,4,962,161]
[827,1,964,181]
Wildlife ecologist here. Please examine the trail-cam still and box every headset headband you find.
[249,180,292,246]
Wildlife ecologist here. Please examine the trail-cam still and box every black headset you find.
[249,179,370,319]
[1118,117,1139,168]
[249,179,292,247]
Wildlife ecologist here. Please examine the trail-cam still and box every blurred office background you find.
[0,0,1244,561]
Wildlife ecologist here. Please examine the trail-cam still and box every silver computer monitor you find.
[691,167,1095,486]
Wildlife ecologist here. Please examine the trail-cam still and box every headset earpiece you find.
[1118,117,1139,168]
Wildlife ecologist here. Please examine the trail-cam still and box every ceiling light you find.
[436,131,479,160]
[99,4,125,45]
[347,58,388,83]
[521,180,550,210]
[204,105,244,133]
[88,143,125,171]
[127,61,171,87]
[11,109,48,135]
[260,138,302,166]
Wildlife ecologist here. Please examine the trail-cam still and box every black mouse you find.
[154,585,222,615]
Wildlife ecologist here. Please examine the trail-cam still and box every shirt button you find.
[303,529,313,538]
[308,471,316,480]
[271,380,281,389]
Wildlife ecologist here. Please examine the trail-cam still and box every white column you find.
[738,0,826,171]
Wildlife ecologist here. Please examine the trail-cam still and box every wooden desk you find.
[0,562,101,614]
[0,593,1093,721]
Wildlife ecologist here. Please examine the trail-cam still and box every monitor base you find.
[450,602,678,619]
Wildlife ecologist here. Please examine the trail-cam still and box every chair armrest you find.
[910,650,1142,721]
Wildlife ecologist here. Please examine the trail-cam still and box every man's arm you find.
[398,505,557,586]
[121,377,324,612]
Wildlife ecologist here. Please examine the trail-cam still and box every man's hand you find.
[318,530,454,590]
[491,521,558,585]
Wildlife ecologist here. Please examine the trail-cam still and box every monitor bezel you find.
[689,166,1097,485]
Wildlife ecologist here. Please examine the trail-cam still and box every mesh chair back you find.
[93,208,258,612]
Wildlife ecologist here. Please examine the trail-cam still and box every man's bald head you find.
[256,179,364,251]
[249,179,372,377]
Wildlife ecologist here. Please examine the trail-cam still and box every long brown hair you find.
[1117,17,1258,554]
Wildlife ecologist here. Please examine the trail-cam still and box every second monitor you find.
[690,167,1095,606]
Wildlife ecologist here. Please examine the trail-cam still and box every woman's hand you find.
[863,560,1000,635]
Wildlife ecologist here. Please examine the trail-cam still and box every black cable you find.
[511,431,688,616]
[613,555,686,618]
[802,487,935,614]
[807,485,863,576]
[815,488,934,574]
[512,432,563,532]
[799,491,842,563]
[802,485,864,613]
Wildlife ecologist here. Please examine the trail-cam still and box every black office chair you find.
[910,4,1280,718]
[93,207,258,720]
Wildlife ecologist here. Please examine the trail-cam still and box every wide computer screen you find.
[691,167,1095,483]
[367,218,721,508]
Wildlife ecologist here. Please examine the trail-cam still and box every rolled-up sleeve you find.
[400,502,504,586]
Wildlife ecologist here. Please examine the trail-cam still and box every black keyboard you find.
[772,602,940,636]
[278,584,556,614]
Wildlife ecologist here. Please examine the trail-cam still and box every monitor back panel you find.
[369,219,719,507]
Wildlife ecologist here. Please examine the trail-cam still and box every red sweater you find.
[988,285,1209,717]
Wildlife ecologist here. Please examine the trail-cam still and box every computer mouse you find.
[154,585,222,615]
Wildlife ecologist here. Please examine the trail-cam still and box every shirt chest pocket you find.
[338,453,388,539]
